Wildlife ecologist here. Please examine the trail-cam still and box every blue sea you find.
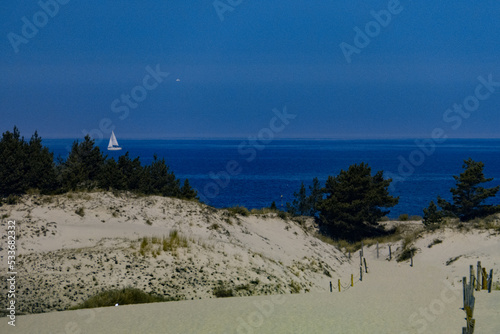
[43,139,500,218]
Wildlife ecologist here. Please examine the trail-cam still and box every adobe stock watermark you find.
[387,74,500,192]
[401,279,461,334]
[213,0,243,22]
[7,0,71,54]
[196,106,296,203]
[340,0,403,64]
[80,64,170,146]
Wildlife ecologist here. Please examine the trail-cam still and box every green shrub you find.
[70,287,174,310]
[213,285,233,298]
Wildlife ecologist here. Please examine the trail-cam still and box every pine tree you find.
[180,179,198,200]
[141,155,180,197]
[61,135,105,190]
[0,127,28,196]
[437,158,500,221]
[422,200,443,227]
[318,163,398,241]
[26,131,58,193]
[286,182,309,216]
[99,158,126,190]
[307,177,323,216]
[117,152,143,191]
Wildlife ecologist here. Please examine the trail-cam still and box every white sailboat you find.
[107,131,122,151]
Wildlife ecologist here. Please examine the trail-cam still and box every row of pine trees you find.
[286,160,500,241]
[0,127,198,200]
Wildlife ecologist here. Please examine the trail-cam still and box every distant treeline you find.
[0,127,198,201]
[285,159,500,241]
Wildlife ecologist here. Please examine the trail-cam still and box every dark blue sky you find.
[1,1,499,139]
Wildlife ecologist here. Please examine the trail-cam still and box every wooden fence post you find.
[410,250,413,267]
[359,251,362,267]
[488,269,493,293]
[360,266,363,281]
[348,251,351,260]
[376,241,379,259]
[476,261,481,291]
[351,274,353,287]
[338,279,341,292]
[330,281,332,293]
[470,265,474,289]
[463,277,467,309]
[361,241,364,257]
[389,245,392,261]
[481,268,487,290]
[363,258,368,273]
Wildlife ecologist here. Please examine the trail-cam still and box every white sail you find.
[107,131,122,151]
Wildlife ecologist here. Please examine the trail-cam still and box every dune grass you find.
[70,287,179,310]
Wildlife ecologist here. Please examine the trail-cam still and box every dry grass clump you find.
[227,206,250,217]
[75,207,85,217]
[137,230,189,257]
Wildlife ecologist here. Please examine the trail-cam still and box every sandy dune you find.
[1,192,499,333]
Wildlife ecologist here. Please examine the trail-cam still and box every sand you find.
[1,192,499,333]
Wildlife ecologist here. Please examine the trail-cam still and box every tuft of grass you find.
[227,206,250,217]
[6,195,19,205]
[396,232,420,262]
[277,211,288,220]
[397,246,417,262]
[428,238,443,248]
[75,207,85,217]
[250,207,279,215]
[208,223,220,231]
[289,280,301,294]
[69,287,177,310]
[446,255,461,266]
[213,284,233,298]
[162,230,188,252]
[399,213,409,221]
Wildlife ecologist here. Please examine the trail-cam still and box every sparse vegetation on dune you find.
[69,287,179,310]
[137,230,189,257]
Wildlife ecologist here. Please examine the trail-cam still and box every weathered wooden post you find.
[410,250,413,267]
[351,274,353,287]
[476,261,481,291]
[363,258,368,273]
[389,245,392,261]
[488,269,493,293]
[470,265,474,289]
[338,279,341,292]
[463,277,467,309]
[376,241,379,259]
[360,266,363,281]
[330,281,332,293]
[348,251,351,260]
[361,241,364,257]
[359,250,363,267]
[482,268,487,290]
